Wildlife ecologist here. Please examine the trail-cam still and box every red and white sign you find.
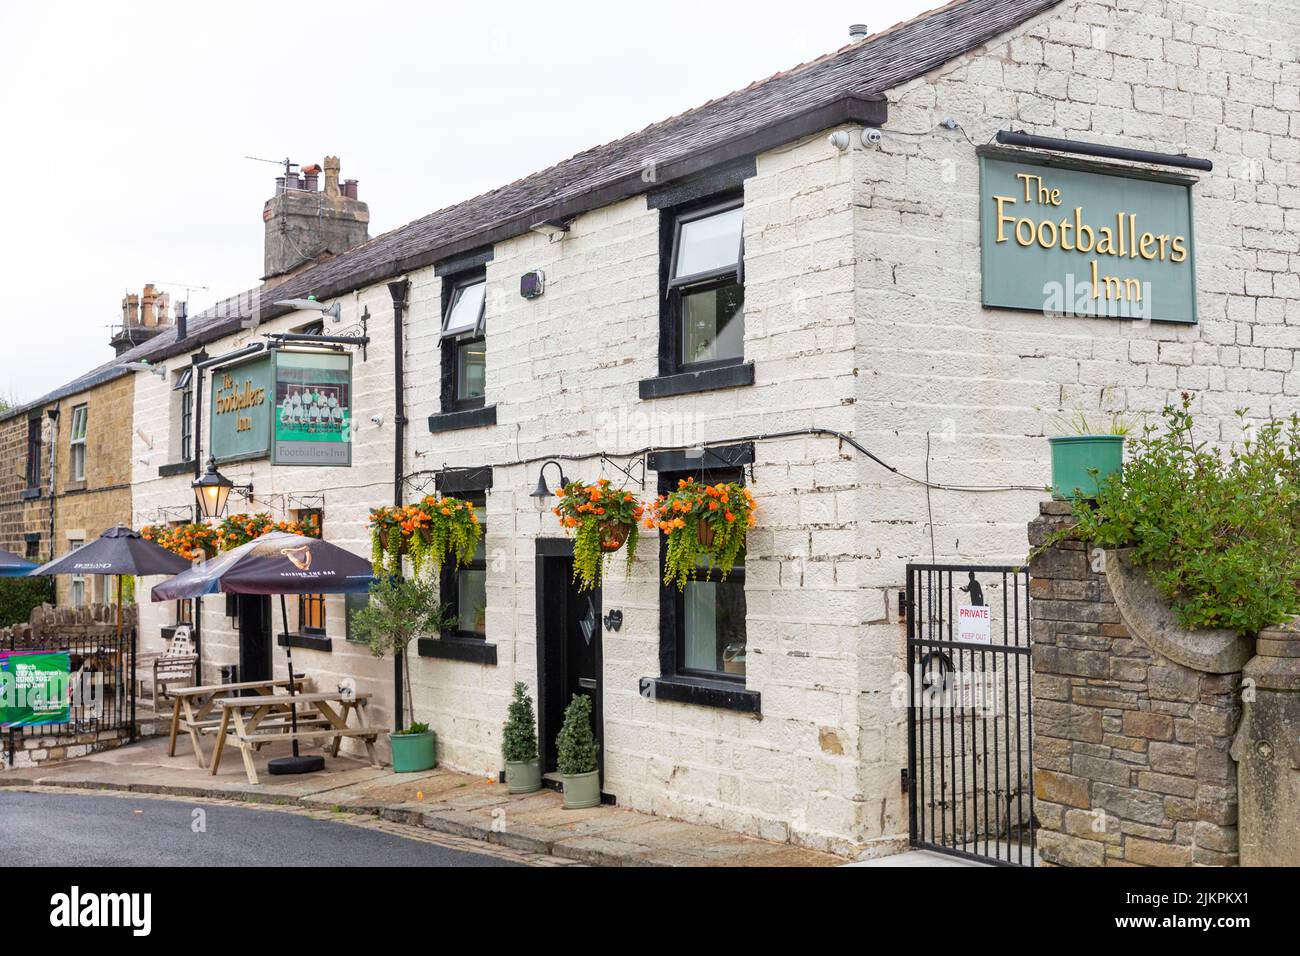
[956,605,992,645]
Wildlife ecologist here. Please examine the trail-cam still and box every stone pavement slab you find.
[1,736,846,867]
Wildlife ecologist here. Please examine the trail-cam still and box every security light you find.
[275,297,343,323]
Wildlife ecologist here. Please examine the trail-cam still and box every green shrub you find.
[555,694,598,776]
[0,578,51,628]
[1061,397,1300,636]
[395,722,430,736]
[501,681,538,764]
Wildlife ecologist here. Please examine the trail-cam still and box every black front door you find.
[237,594,273,684]
[536,539,602,779]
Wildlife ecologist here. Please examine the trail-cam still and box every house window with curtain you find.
[666,197,744,373]
[69,404,88,481]
[659,466,747,682]
[440,273,487,411]
[440,493,486,638]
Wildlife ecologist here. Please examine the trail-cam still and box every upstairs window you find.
[69,404,88,482]
[173,368,193,462]
[25,416,40,489]
[667,199,745,372]
[440,275,487,411]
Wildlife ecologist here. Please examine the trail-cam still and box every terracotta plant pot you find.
[599,521,631,552]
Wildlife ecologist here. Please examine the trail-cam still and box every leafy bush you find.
[0,578,51,627]
[348,575,456,727]
[501,681,539,763]
[555,694,598,776]
[1062,398,1300,636]
[394,721,430,736]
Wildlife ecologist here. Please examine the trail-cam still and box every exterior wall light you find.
[192,456,252,518]
[529,460,569,499]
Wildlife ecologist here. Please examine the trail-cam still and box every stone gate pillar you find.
[1231,621,1300,866]
[1028,501,1252,866]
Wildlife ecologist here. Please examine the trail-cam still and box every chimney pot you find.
[849,23,868,41]
[176,301,188,341]
[343,179,358,200]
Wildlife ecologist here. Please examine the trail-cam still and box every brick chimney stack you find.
[262,156,370,287]
[112,283,174,355]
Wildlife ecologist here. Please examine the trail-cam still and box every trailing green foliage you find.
[1058,398,1300,636]
[348,575,456,727]
[650,479,756,590]
[0,578,51,628]
[501,681,539,763]
[555,694,598,776]
[552,479,642,591]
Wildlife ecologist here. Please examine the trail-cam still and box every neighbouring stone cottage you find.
[0,0,1288,861]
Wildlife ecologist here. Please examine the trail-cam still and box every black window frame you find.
[295,508,326,635]
[439,272,487,413]
[24,416,41,490]
[439,491,487,641]
[657,465,748,685]
[662,195,746,376]
[174,368,194,463]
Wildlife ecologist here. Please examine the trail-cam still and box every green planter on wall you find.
[389,731,436,773]
[1049,435,1124,500]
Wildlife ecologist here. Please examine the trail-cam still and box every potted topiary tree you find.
[501,682,542,793]
[555,693,600,808]
[348,574,456,772]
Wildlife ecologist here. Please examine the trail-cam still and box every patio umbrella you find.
[30,526,192,641]
[0,549,37,578]
[151,531,374,775]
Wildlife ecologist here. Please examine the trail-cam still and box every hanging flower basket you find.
[553,479,642,591]
[139,523,221,561]
[648,478,756,590]
[216,512,321,551]
[368,496,482,578]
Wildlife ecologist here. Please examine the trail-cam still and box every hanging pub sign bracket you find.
[264,308,370,361]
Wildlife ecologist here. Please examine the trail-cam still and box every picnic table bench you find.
[209,691,381,785]
[167,677,307,769]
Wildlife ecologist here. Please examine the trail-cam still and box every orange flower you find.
[708,501,719,511]
[724,511,735,523]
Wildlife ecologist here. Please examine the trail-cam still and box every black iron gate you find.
[905,564,1034,866]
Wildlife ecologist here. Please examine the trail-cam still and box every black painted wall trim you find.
[434,245,495,277]
[278,632,333,653]
[428,404,497,434]
[158,461,194,478]
[535,537,575,558]
[648,441,755,474]
[417,636,498,665]
[435,466,493,495]
[640,362,755,399]
[645,157,757,210]
[640,675,760,714]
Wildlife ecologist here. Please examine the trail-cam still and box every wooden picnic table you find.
[209,691,381,785]
[167,677,307,769]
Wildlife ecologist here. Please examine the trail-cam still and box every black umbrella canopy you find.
[151,531,374,601]
[30,525,191,578]
[0,548,37,578]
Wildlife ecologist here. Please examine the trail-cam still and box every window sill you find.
[64,480,87,493]
[417,636,497,665]
[639,675,760,714]
[428,404,497,434]
[158,461,194,478]
[638,362,754,399]
[19,487,40,500]
[277,632,333,652]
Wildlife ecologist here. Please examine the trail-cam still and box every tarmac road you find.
[0,790,518,867]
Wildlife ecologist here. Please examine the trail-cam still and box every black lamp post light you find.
[529,459,569,500]
[192,457,253,519]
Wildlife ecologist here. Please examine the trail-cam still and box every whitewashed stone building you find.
[127,0,1299,858]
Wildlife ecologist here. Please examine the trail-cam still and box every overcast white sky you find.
[0,0,935,403]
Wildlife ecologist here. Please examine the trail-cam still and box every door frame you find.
[535,538,604,782]
[237,594,273,685]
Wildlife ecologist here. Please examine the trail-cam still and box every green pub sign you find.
[979,150,1197,324]
[209,350,353,467]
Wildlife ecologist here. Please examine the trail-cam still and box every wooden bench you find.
[209,691,380,785]
[167,677,307,769]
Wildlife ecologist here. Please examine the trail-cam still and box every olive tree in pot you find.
[348,575,456,772]
[501,682,542,793]
[555,694,600,809]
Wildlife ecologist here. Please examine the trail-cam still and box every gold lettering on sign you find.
[993,169,1188,304]
[214,371,266,433]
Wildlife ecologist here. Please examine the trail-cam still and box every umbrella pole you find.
[280,594,300,758]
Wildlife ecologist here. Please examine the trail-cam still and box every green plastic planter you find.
[1049,435,1124,500]
[505,758,543,794]
[561,770,601,809]
[389,731,437,772]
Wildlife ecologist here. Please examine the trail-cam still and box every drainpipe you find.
[44,407,59,603]
[190,348,207,675]
[387,278,409,730]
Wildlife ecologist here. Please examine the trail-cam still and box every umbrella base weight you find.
[267,755,326,775]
